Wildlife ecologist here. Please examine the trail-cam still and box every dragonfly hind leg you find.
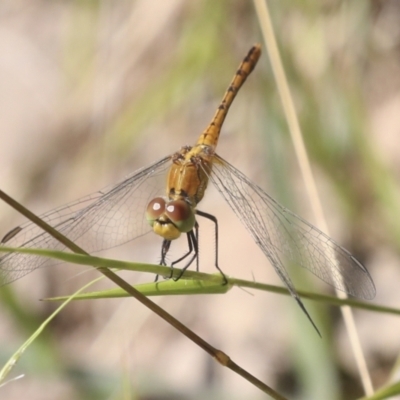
[196,210,228,284]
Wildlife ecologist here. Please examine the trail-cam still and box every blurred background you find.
[0,1,400,399]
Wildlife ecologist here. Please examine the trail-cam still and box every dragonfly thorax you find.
[166,145,213,208]
[146,197,196,240]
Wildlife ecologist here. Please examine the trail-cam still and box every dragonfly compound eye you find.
[146,197,166,227]
[165,200,195,233]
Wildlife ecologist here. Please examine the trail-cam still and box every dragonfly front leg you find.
[154,239,172,282]
[156,223,199,281]
[160,239,171,266]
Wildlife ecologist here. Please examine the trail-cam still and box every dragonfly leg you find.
[157,225,199,281]
[195,222,199,272]
[196,210,228,284]
[173,228,198,281]
[155,239,172,282]
[160,240,171,265]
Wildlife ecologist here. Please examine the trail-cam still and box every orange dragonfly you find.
[0,45,375,329]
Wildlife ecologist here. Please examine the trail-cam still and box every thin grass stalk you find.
[253,0,374,395]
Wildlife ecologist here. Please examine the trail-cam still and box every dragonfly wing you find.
[0,155,172,285]
[209,154,376,300]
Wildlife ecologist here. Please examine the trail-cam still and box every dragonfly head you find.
[146,197,196,240]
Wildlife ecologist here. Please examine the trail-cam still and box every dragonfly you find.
[0,44,375,331]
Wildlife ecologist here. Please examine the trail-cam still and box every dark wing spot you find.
[1,226,22,243]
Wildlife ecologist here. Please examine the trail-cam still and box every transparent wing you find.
[209,154,376,300]
[0,155,173,285]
